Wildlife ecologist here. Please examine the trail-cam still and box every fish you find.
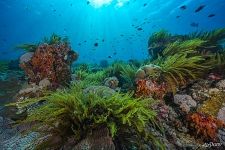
[176,16,181,19]
[113,52,117,55]
[87,1,90,5]
[94,43,98,47]
[102,39,105,42]
[180,5,187,10]
[208,73,222,80]
[208,14,215,17]
[143,3,147,7]
[108,56,112,58]
[190,22,199,27]
[137,27,143,31]
[195,5,205,13]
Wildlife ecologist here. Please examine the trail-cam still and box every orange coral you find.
[20,42,78,86]
[187,112,225,141]
[135,79,166,99]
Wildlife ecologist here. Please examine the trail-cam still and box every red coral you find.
[20,42,78,86]
[187,112,225,141]
[135,79,166,99]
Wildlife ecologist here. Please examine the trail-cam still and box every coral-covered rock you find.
[135,64,161,79]
[216,79,225,90]
[135,79,166,99]
[174,94,197,113]
[20,42,78,86]
[19,52,34,64]
[217,107,225,122]
[187,112,225,141]
[104,76,119,89]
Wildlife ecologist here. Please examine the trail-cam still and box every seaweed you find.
[0,61,9,73]
[16,33,69,52]
[18,82,164,149]
[120,64,138,90]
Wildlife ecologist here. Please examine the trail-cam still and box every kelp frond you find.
[20,82,164,149]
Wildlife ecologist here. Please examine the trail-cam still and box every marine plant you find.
[187,112,225,141]
[0,61,9,73]
[197,92,225,117]
[16,33,69,52]
[154,53,209,93]
[18,82,164,149]
[120,64,138,90]
[146,39,210,93]
[148,28,225,60]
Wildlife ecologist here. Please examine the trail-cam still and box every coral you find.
[19,35,78,86]
[187,112,225,141]
[18,82,163,149]
[197,92,225,117]
[135,79,166,99]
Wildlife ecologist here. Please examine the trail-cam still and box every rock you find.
[208,88,220,95]
[104,77,119,89]
[217,107,225,122]
[135,64,161,79]
[218,129,225,146]
[39,78,51,88]
[83,86,115,98]
[19,52,34,64]
[174,94,197,113]
[135,69,146,79]
[74,127,115,150]
[216,79,225,90]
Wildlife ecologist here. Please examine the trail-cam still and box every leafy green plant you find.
[120,64,138,89]
[154,53,209,93]
[0,61,9,73]
[16,34,68,52]
[18,82,163,149]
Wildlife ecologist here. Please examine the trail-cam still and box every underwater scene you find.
[0,0,225,149]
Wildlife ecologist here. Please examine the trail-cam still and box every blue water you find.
[0,0,225,63]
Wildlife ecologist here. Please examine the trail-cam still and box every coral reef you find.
[187,112,225,141]
[19,34,78,86]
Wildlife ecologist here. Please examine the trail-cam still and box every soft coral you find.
[187,112,225,141]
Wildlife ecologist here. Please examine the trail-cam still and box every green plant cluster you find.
[0,61,9,73]
[16,33,69,52]
[146,28,225,93]
[17,82,164,149]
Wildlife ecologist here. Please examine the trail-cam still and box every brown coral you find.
[135,79,166,99]
[20,41,78,86]
[187,112,225,141]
